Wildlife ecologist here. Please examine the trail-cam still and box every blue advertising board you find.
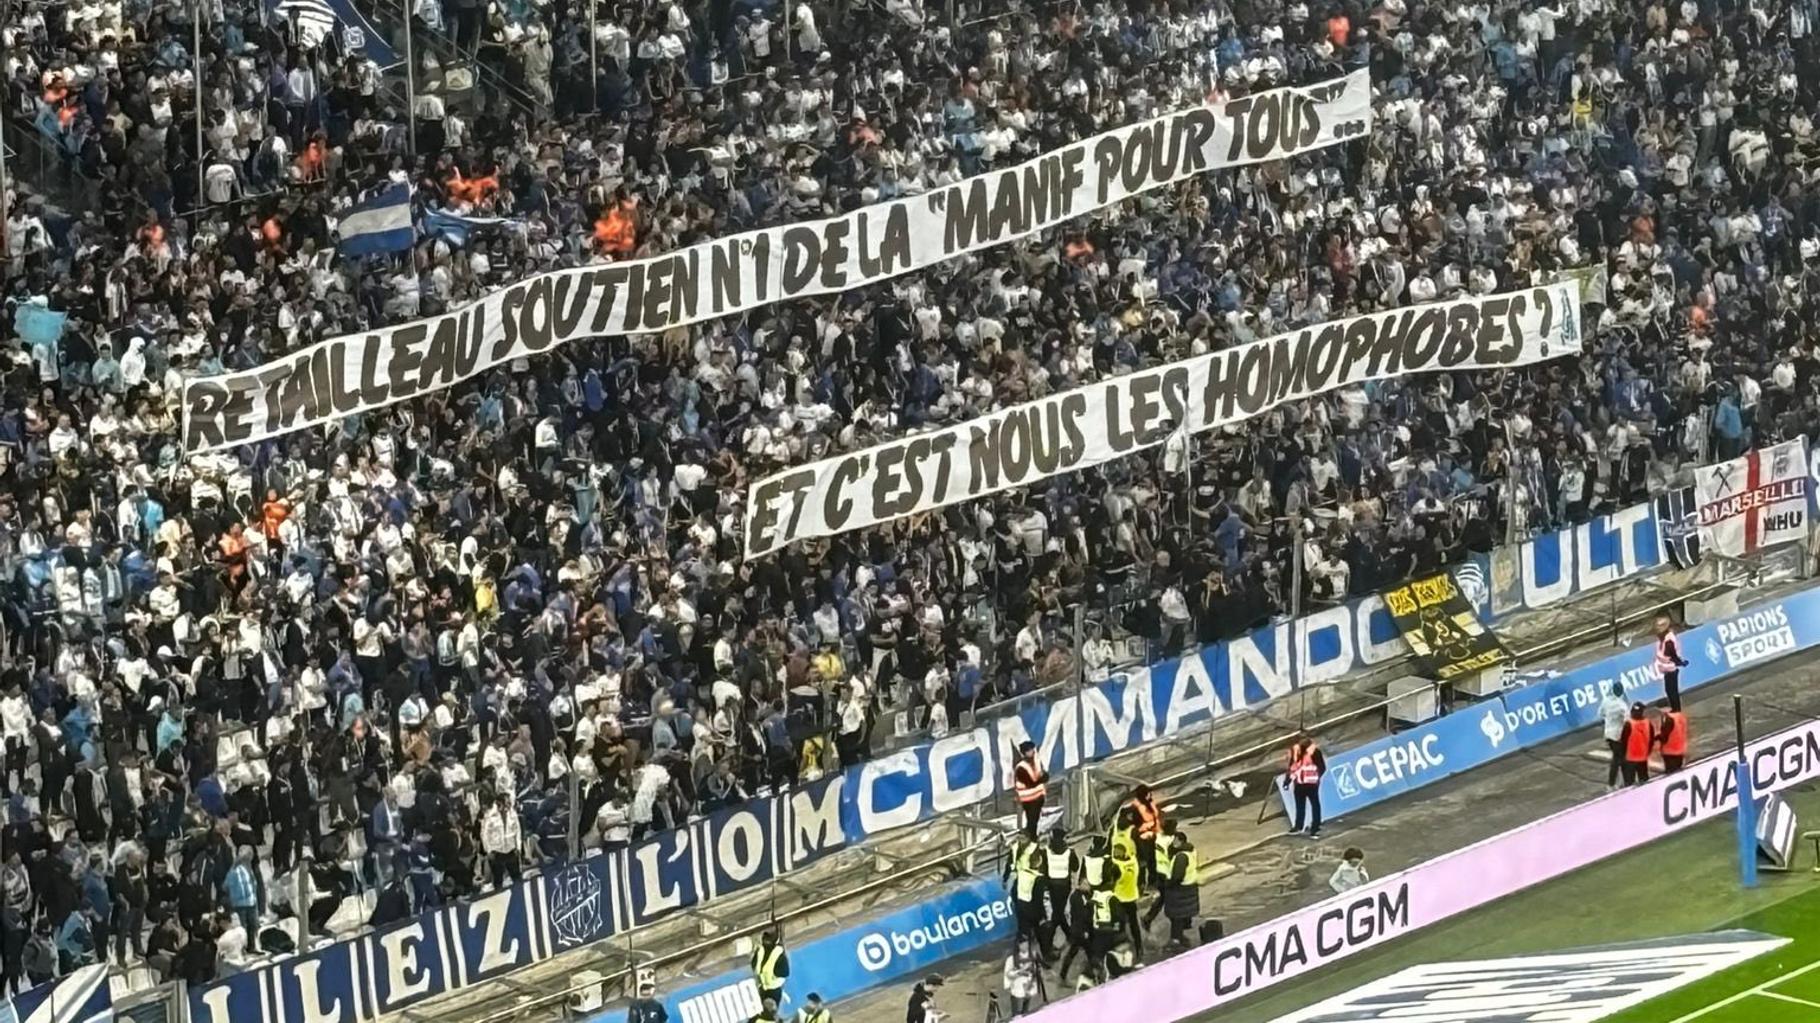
[585,877,1013,1023]
[1304,586,1820,822]
[191,497,1681,1023]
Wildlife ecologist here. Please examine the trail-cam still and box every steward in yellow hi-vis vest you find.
[1159,836,1203,948]
[1107,805,1143,957]
[751,929,790,1006]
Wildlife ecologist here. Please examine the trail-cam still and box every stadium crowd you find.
[4,0,1820,996]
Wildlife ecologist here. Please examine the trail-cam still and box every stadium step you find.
[353,0,546,125]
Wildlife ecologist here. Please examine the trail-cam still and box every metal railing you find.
[1,110,102,212]
[501,571,1741,1023]
[73,536,1799,1023]
[358,0,544,122]
[446,829,1016,1023]
[429,567,1742,1023]
[1107,573,1743,815]
[874,672,1079,759]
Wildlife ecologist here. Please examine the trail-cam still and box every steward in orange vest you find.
[1126,785,1164,890]
[1654,615,1689,712]
[1659,709,1689,773]
[1013,741,1047,840]
[1287,735,1325,838]
[1620,703,1656,786]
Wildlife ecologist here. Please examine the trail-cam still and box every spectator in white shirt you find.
[1329,848,1369,893]
[480,793,524,887]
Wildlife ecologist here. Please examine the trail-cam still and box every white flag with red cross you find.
[1694,438,1811,557]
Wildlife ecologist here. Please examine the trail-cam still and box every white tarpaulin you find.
[181,70,1373,452]
[1262,932,1788,1023]
[744,281,1585,558]
[1694,437,1811,556]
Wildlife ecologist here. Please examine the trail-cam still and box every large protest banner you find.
[180,70,1372,452]
[1381,572,1510,680]
[744,281,1584,558]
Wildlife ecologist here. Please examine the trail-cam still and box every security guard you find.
[1158,835,1202,947]
[1108,805,1138,862]
[1660,707,1690,773]
[1008,839,1047,947]
[1042,827,1080,954]
[1142,820,1182,928]
[794,993,831,1023]
[1056,879,1095,983]
[751,929,790,1008]
[1620,703,1656,785]
[1654,615,1689,712]
[1108,817,1143,956]
[1286,733,1325,838]
[1013,741,1049,840]
[1087,878,1120,983]
[1081,835,1110,890]
[1107,937,1137,980]
[1126,785,1164,890]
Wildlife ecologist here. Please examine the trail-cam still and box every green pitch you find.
[1207,781,1820,1023]
[1599,880,1820,1023]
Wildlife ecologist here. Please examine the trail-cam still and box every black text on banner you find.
[181,72,1372,452]
[1381,572,1511,680]
[743,282,1583,558]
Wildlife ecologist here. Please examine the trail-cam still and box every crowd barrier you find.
[1286,584,1820,821]
[602,582,1817,1023]
[1031,712,1820,1023]
[3,493,1697,1023]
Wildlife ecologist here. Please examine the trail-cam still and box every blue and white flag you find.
[421,208,527,247]
[1654,483,1702,569]
[269,0,400,66]
[337,184,415,258]
[273,0,337,46]
[7,965,112,1023]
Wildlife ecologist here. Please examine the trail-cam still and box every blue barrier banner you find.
[586,877,1013,1023]
[188,778,853,1023]
[185,506,1680,1023]
[1485,500,1675,618]
[843,588,1410,838]
[7,965,111,1023]
[190,879,548,1023]
[1314,586,1820,823]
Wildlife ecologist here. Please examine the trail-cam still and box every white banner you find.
[744,282,1584,558]
[181,71,1373,452]
[1694,436,1811,556]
